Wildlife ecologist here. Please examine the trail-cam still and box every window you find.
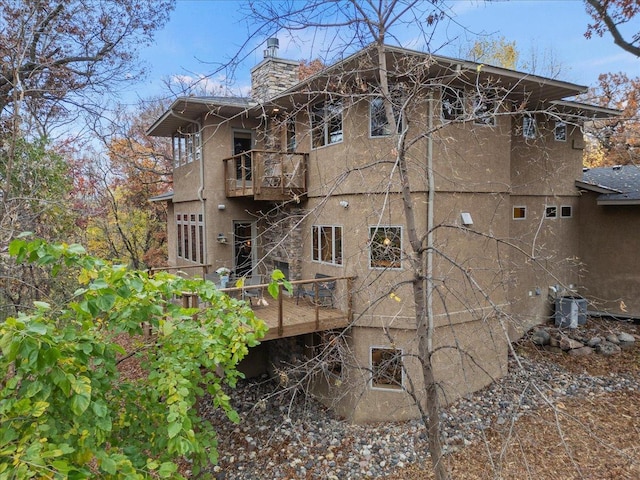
[176,213,204,262]
[371,347,403,390]
[554,121,567,141]
[545,206,557,219]
[560,205,572,218]
[312,101,343,147]
[370,96,403,137]
[513,206,527,220]
[442,86,465,120]
[523,116,537,139]
[172,123,201,168]
[369,226,402,269]
[312,225,343,265]
[286,116,296,152]
[472,91,497,126]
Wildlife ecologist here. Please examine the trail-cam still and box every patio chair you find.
[296,273,336,307]
[241,275,264,306]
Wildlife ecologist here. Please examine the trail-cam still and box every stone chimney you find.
[251,38,300,103]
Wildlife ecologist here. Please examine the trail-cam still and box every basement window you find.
[513,206,527,220]
[371,347,403,390]
[545,205,558,219]
[560,205,573,218]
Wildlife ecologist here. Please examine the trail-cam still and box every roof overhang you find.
[147,97,255,137]
[149,191,174,202]
[575,180,621,194]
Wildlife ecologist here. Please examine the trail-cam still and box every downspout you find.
[426,91,434,353]
[168,111,207,266]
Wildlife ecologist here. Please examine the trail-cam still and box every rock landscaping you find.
[196,317,639,479]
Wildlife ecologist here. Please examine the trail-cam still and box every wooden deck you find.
[180,276,355,341]
[246,294,350,341]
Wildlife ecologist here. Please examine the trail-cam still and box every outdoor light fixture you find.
[217,204,226,210]
[217,233,228,244]
[461,212,473,226]
[339,200,349,208]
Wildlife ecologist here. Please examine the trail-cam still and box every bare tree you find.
[585,0,640,57]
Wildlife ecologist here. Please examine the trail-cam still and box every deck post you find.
[278,283,284,337]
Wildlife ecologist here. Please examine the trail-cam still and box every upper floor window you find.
[472,91,497,126]
[545,205,557,219]
[554,121,567,142]
[312,225,343,265]
[513,206,527,220]
[286,116,296,152]
[442,86,465,120]
[311,101,343,148]
[369,226,402,269]
[370,96,403,137]
[172,123,201,168]
[523,115,537,139]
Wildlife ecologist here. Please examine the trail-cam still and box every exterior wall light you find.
[339,200,349,208]
[217,233,228,244]
[217,204,226,210]
[461,212,473,226]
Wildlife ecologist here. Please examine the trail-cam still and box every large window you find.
[554,121,567,142]
[172,123,201,168]
[523,115,537,139]
[371,347,403,390]
[472,91,497,126]
[311,101,343,148]
[312,225,343,265]
[370,96,403,137]
[369,226,402,269]
[442,86,465,120]
[176,213,204,262]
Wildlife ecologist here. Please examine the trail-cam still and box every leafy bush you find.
[0,236,267,478]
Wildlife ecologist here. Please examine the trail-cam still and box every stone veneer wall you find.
[250,57,300,104]
[263,208,305,281]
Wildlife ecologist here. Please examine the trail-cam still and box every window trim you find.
[370,346,404,391]
[545,205,558,219]
[369,225,403,270]
[312,225,343,266]
[513,206,527,220]
[311,100,343,148]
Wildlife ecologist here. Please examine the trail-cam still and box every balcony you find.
[223,150,307,201]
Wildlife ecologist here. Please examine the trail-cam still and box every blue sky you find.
[124,0,639,105]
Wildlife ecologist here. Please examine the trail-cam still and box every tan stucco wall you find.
[312,319,508,423]
[578,192,640,317]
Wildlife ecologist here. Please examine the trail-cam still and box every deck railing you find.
[223,150,307,201]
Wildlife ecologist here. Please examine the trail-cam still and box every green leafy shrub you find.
[0,236,267,478]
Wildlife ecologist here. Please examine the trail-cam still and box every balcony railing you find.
[223,150,307,201]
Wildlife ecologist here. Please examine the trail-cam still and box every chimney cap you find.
[264,37,279,58]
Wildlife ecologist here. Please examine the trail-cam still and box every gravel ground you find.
[195,318,640,480]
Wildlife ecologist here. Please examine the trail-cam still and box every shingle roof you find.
[581,165,640,205]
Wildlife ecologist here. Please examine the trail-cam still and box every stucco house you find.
[147,40,619,422]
